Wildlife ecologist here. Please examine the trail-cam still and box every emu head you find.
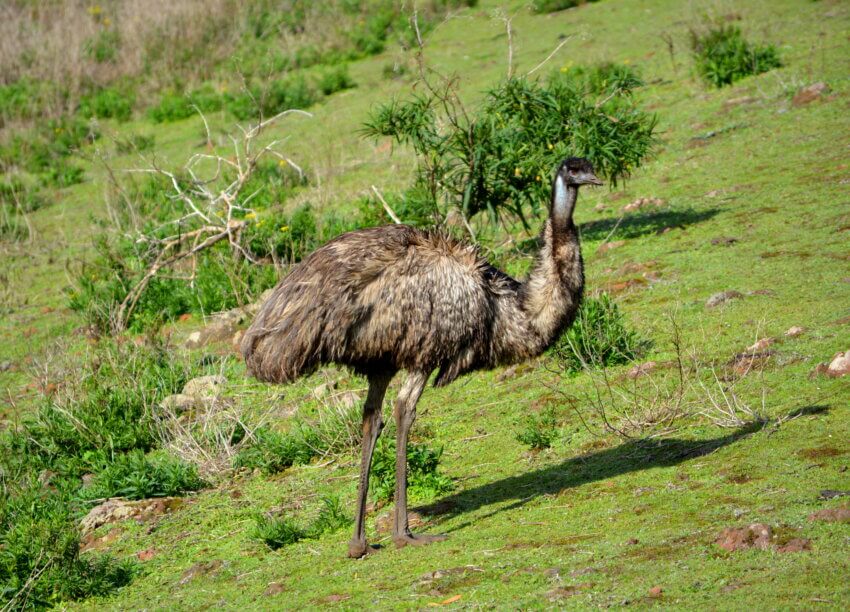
[551,157,602,220]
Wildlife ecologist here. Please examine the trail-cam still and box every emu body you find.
[241,158,600,557]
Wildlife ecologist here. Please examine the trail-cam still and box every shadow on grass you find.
[579,207,721,242]
[417,415,817,531]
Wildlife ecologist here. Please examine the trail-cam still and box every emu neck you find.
[516,184,584,352]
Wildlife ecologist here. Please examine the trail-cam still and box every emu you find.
[241,158,600,558]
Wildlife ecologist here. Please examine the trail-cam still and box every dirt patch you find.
[715,524,772,551]
[809,507,850,523]
[264,582,286,596]
[547,583,593,601]
[798,446,845,460]
[179,560,223,585]
[728,350,775,376]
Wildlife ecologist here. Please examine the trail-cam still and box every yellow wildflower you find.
[245,212,257,219]
[103,16,111,26]
[88,4,102,15]
[514,167,521,177]
[279,225,289,233]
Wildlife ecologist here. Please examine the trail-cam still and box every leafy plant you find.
[307,495,352,537]
[364,66,655,227]
[316,65,356,96]
[79,451,206,501]
[516,405,559,450]
[690,24,781,88]
[370,438,454,503]
[550,293,651,373]
[79,87,135,121]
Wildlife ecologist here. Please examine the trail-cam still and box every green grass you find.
[1,0,849,608]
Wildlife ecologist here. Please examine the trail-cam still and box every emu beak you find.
[584,172,603,186]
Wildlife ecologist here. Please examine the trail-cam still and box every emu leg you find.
[348,374,391,558]
[392,371,447,549]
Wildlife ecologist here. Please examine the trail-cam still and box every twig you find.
[527,35,574,76]
[371,185,402,224]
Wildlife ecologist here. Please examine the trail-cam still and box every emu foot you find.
[347,539,380,558]
[393,532,448,549]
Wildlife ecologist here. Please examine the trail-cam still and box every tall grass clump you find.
[550,293,652,373]
[516,405,560,450]
[0,341,207,608]
[252,495,351,550]
[690,24,781,88]
[363,63,656,228]
[370,438,454,503]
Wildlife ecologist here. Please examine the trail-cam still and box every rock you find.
[626,361,656,379]
[593,203,607,212]
[819,490,850,500]
[715,523,772,552]
[711,236,739,246]
[184,331,203,349]
[723,95,758,110]
[377,511,423,535]
[137,548,157,561]
[335,390,361,409]
[160,393,199,413]
[179,560,223,585]
[0,361,12,372]
[729,351,774,376]
[80,526,124,552]
[784,326,806,338]
[497,365,518,381]
[183,375,226,398]
[826,351,850,377]
[80,497,184,535]
[776,538,811,553]
[623,197,664,213]
[808,507,850,523]
[792,82,829,107]
[264,582,286,596]
[706,290,743,308]
[597,240,625,254]
[648,586,664,598]
[312,380,337,399]
[746,337,775,352]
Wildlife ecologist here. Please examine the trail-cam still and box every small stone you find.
[264,582,286,596]
[715,523,772,552]
[160,393,199,413]
[648,586,663,598]
[183,375,226,398]
[792,82,829,107]
[711,236,738,246]
[0,361,12,372]
[784,326,806,338]
[826,351,850,377]
[626,361,656,379]
[497,365,518,381]
[335,390,361,409]
[746,337,775,352]
[184,331,203,349]
[312,380,337,399]
[706,290,743,308]
[593,203,607,212]
[597,240,625,254]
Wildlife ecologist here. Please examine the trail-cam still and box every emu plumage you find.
[241,158,600,557]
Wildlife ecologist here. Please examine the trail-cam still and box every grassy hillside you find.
[1,0,849,608]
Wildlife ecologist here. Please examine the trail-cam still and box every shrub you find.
[516,405,559,450]
[316,65,356,96]
[308,495,351,536]
[148,85,225,123]
[364,66,656,226]
[533,0,599,13]
[79,450,206,500]
[233,426,317,475]
[115,133,155,154]
[79,87,134,121]
[550,293,651,373]
[690,24,781,88]
[370,438,454,503]
[226,74,318,121]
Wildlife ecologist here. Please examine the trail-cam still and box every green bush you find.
[79,451,206,500]
[79,87,135,121]
[148,85,225,123]
[690,24,781,88]
[316,65,356,96]
[550,293,651,373]
[226,74,318,120]
[516,405,559,450]
[370,438,454,503]
[364,65,655,226]
[532,0,599,13]
[0,79,58,120]
[115,133,155,154]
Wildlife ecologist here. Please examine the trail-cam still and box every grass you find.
[0,0,848,608]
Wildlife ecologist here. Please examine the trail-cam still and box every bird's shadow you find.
[578,207,721,242]
[415,409,827,531]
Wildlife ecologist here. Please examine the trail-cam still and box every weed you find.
[115,133,155,154]
[316,65,356,96]
[84,29,121,64]
[79,450,207,501]
[148,85,224,123]
[370,438,454,503]
[308,495,352,537]
[550,293,651,373]
[233,426,317,475]
[516,404,560,450]
[690,24,781,88]
[252,515,307,550]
